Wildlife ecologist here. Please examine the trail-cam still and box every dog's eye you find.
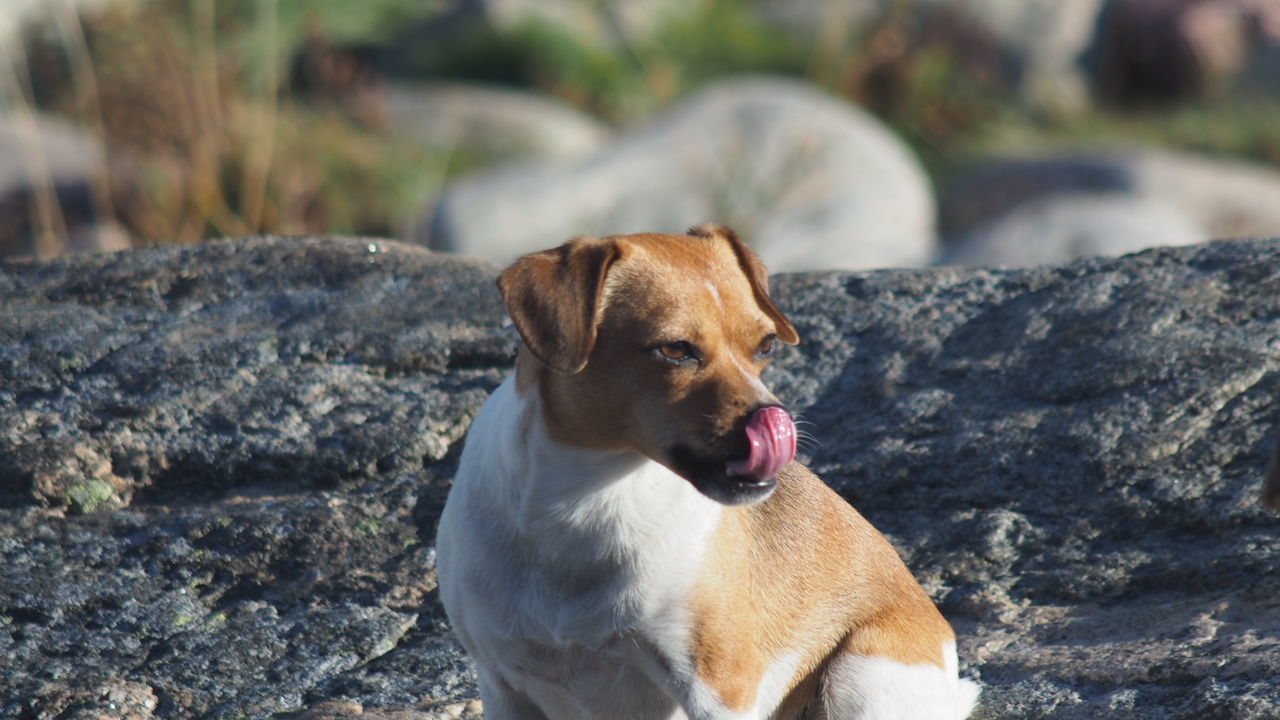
[656,341,696,363]
[756,334,777,358]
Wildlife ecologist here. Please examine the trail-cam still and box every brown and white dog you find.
[436,226,980,719]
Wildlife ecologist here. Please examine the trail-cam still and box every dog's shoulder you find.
[741,463,886,559]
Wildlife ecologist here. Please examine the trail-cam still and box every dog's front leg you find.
[475,670,550,720]
[657,669,761,720]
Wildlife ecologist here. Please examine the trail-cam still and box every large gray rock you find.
[940,150,1280,246]
[0,113,129,257]
[383,82,610,161]
[0,237,509,718]
[2,235,1279,718]
[0,0,121,59]
[0,114,104,192]
[941,193,1207,267]
[478,0,688,48]
[424,78,936,272]
[383,82,612,243]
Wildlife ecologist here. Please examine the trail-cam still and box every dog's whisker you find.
[790,413,818,428]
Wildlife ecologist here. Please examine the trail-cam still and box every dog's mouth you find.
[669,406,797,506]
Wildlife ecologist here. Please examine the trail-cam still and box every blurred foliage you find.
[968,97,1280,167]
[402,0,811,120]
[10,0,1280,253]
[406,0,1280,177]
[18,0,449,247]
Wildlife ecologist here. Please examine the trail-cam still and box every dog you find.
[436,225,980,719]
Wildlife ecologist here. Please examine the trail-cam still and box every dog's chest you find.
[445,465,718,718]
[453,457,720,646]
[438,378,727,716]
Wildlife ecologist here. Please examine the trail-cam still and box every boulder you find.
[478,0,688,48]
[0,113,127,257]
[0,114,104,192]
[940,192,1207,267]
[382,82,612,243]
[0,237,507,718]
[382,82,611,161]
[0,237,510,511]
[2,235,1280,718]
[0,0,121,57]
[424,77,936,272]
[1091,0,1280,103]
[939,150,1280,246]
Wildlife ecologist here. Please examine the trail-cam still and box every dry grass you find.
[8,0,446,255]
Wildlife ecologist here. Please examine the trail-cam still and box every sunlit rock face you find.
[2,235,1278,718]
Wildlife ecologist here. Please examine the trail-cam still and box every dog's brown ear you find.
[688,223,799,345]
[497,237,621,374]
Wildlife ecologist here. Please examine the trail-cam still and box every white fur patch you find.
[676,650,802,720]
[753,650,806,716]
[437,374,726,719]
[822,641,980,720]
[705,280,723,310]
[728,351,777,407]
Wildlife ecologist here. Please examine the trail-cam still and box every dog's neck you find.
[457,369,723,646]
[486,368,720,536]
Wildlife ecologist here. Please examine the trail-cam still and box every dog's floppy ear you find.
[688,224,799,345]
[497,236,621,374]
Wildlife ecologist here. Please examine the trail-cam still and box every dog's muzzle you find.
[672,406,797,506]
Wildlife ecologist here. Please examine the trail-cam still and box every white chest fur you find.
[436,375,724,718]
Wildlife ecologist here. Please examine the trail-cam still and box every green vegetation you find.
[967,97,1280,163]
[354,517,383,536]
[64,478,116,514]
[396,1,811,121]
[409,1,1280,181]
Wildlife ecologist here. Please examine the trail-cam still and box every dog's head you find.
[498,224,799,505]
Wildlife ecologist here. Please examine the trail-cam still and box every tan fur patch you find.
[688,465,955,714]
[530,232,790,466]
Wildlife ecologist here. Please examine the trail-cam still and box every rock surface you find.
[3,235,1280,719]
[424,77,936,272]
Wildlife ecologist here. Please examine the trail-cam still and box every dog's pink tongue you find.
[726,407,796,480]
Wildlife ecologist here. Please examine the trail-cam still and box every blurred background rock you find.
[2,0,1279,269]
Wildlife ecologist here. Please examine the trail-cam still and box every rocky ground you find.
[2,235,1279,719]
